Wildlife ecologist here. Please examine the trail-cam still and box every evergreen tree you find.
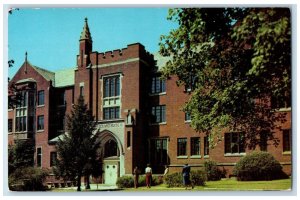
[159,8,291,148]
[54,96,100,191]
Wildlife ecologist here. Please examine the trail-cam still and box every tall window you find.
[37,90,44,105]
[225,132,245,154]
[150,138,168,165]
[177,138,187,156]
[151,76,166,94]
[104,76,120,97]
[127,131,131,148]
[191,137,200,156]
[283,129,291,152]
[50,152,57,167]
[37,147,42,167]
[151,105,166,123]
[8,119,13,132]
[80,86,84,97]
[259,131,268,151]
[58,91,66,105]
[185,112,191,121]
[16,92,27,132]
[204,136,209,156]
[37,115,44,130]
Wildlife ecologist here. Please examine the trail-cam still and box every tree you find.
[159,8,291,149]
[8,140,34,175]
[54,96,100,191]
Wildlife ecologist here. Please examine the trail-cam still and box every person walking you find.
[133,166,140,189]
[145,164,152,188]
[182,163,193,189]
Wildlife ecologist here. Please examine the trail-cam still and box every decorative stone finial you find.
[80,17,92,41]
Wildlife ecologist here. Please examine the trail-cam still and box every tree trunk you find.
[85,175,90,189]
[77,174,81,191]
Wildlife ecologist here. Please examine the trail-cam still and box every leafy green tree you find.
[54,96,100,191]
[159,8,291,148]
[8,140,34,175]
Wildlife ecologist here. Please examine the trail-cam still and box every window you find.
[283,129,291,152]
[185,112,191,121]
[185,73,197,92]
[37,115,44,130]
[271,92,291,109]
[16,111,27,132]
[50,152,57,167]
[103,107,120,120]
[127,131,131,148]
[151,76,166,94]
[104,140,118,157]
[151,105,166,123]
[37,147,42,167]
[38,90,44,105]
[224,132,245,154]
[191,137,200,156]
[58,91,66,105]
[259,131,268,151]
[177,138,187,156]
[150,138,168,165]
[104,76,120,97]
[8,119,13,132]
[80,86,84,97]
[204,136,209,156]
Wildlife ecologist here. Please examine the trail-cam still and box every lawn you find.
[51,178,291,192]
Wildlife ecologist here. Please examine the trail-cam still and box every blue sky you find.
[8,7,178,78]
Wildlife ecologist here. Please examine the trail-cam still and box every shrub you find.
[164,171,206,187]
[233,151,288,181]
[116,176,134,188]
[204,160,226,181]
[116,175,163,188]
[9,167,49,191]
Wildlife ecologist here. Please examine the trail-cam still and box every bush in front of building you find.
[9,167,49,191]
[233,151,289,181]
[116,175,163,188]
[204,160,226,181]
[164,171,206,188]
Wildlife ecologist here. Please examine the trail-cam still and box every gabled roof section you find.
[54,68,75,87]
[31,64,55,82]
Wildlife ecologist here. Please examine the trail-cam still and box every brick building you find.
[8,18,292,185]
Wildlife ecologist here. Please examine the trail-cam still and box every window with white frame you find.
[177,138,187,156]
[102,75,121,120]
[151,105,166,123]
[151,76,166,94]
[37,90,44,105]
[37,115,44,130]
[191,137,200,156]
[15,91,27,132]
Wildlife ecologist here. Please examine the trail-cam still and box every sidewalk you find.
[58,184,120,191]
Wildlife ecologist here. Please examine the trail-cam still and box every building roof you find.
[16,78,37,84]
[32,65,55,82]
[54,68,75,87]
[80,17,92,41]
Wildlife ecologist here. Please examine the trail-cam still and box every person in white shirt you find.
[145,164,152,188]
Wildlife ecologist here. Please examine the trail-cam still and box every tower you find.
[78,17,92,68]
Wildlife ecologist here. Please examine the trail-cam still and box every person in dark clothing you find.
[182,164,193,189]
[133,166,140,188]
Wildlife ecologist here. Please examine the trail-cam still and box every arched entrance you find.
[97,130,122,185]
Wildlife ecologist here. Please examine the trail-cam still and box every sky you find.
[7,7,178,78]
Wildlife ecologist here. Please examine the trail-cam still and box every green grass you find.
[50,178,291,192]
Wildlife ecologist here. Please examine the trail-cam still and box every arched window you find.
[104,139,118,158]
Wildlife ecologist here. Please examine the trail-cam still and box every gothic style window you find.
[191,137,200,156]
[224,132,245,154]
[177,138,187,156]
[103,75,121,120]
[104,76,120,97]
[151,105,166,123]
[103,107,120,120]
[104,140,118,158]
[37,90,44,105]
[15,91,28,132]
[151,76,166,94]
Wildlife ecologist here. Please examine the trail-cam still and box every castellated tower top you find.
[80,17,92,41]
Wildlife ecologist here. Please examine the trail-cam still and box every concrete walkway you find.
[58,184,120,191]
